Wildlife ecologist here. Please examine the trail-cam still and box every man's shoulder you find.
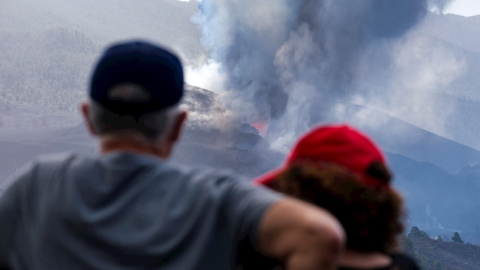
[24,152,93,174]
[7,152,78,178]
[8,152,99,186]
[96,152,249,189]
[0,152,86,198]
[33,152,82,165]
[165,161,248,187]
[181,164,244,180]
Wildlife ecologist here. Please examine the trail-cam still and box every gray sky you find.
[445,0,480,16]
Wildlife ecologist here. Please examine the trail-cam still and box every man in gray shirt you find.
[0,41,344,270]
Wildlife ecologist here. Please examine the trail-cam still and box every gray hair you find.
[88,83,180,140]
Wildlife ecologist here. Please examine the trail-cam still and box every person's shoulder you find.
[13,152,91,181]
[169,162,247,185]
[29,152,92,171]
[165,162,275,202]
[34,152,83,164]
[8,152,73,176]
[1,152,86,196]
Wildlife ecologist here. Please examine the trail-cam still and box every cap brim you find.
[254,167,284,188]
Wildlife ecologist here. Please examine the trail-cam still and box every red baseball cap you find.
[255,124,390,188]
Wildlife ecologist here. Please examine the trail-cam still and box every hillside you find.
[398,13,480,149]
[412,238,480,270]
[330,104,480,174]
[418,13,480,54]
[0,0,203,60]
[405,227,480,270]
[388,153,480,242]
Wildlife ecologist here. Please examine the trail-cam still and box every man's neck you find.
[99,134,168,159]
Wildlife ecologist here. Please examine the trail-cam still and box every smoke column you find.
[193,0,455,151]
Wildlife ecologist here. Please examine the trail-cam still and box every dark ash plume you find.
[195,0,454,150]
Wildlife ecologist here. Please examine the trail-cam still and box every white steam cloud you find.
[192,0,460,151]
[184,60,226,93]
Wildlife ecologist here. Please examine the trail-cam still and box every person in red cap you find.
[256,124,420,270]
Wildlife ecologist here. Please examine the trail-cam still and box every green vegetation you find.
[451,232,464,244]
[403,226,480,270]
[408,226,431,239]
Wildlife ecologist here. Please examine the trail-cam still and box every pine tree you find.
[408,226,430,239]
[451,232,464,243]
[401,236,417,258]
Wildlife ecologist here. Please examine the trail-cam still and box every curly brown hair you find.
[270,162,404,253]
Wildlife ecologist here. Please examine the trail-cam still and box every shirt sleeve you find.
[0,161,37,265]
[0,177,22,264]
[218,174,283,250]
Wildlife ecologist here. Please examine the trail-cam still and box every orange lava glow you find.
[251,121,268,137]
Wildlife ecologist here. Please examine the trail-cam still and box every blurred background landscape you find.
[1,1,480,268]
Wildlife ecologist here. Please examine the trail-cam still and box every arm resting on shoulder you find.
[257,197,345,270]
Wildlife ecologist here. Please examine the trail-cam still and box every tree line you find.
[403,226,480,270]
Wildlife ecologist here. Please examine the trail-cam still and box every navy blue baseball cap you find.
[89,40,184,116]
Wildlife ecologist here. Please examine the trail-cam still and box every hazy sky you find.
[176,0,480,16]
[446,0,480,16]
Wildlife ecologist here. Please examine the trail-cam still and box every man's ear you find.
[168,110,188,144]
[81,101,98,136]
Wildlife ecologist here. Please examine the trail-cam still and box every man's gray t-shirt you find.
[0,152,281,270]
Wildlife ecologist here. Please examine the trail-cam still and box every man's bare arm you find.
[257,198,345,270]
